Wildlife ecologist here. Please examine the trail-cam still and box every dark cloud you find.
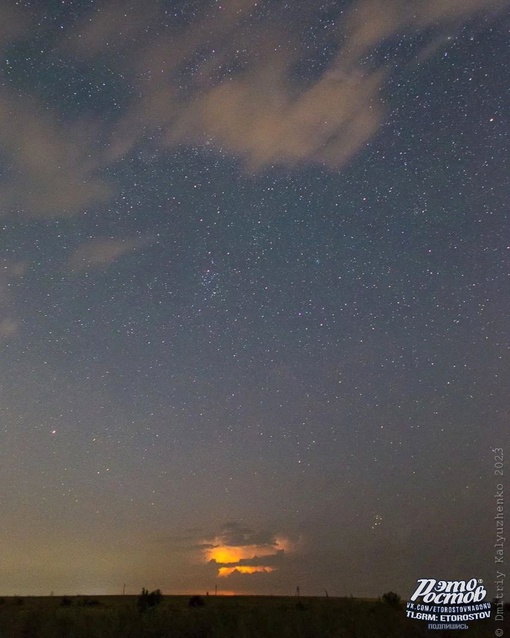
[216,522,280,548]
[215,550,286,569]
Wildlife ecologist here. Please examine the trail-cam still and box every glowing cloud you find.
[202,526,293,577]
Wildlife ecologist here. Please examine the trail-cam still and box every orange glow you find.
[208,547,242,564]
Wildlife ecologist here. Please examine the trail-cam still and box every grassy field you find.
[0,594,506,638]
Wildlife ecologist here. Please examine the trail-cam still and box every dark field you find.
[0,595,506,638]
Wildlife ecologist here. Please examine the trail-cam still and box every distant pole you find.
[296,585,300,597]
[325,589,329,598]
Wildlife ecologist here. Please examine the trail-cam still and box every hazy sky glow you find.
[0,0,509,598]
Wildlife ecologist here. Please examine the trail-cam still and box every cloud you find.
[67,237,146,273]
[1,0,507,219]
[99,0,509,173]
[414,0,509,24]
[342,0,509,62]
[0,6,112,219]
[0,3,32,49]
[179,61,384,170]
[0,260,27,341]
[106,20,385,170]
[0,318,18,339]
[70,0,159,58]
[0,90,114,218]
[0,7,112,220]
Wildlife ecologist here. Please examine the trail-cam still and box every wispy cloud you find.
[67,237,147,273]
[0,4,112,219]
[1,0,508,218]
[0,261,27,341]
[104,9,386,170]
[342,0,508,62]
[0,318,18,340]
[0,3,32,48]
[70,0,157,58]
[102,0,509,171]
[0,90,114,218]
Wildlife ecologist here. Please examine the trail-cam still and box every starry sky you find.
[0,0,509,598]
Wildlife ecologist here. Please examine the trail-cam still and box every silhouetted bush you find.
[14,597,24,606]
[381,591,401,608]
[188,595,205,608]
[61,596,73,606]
[137,588,162,612]
[0,597,5,605]
[295,600,307,611]
[82,597,101,606]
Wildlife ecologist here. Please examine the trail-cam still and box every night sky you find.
[0,0,509,598]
